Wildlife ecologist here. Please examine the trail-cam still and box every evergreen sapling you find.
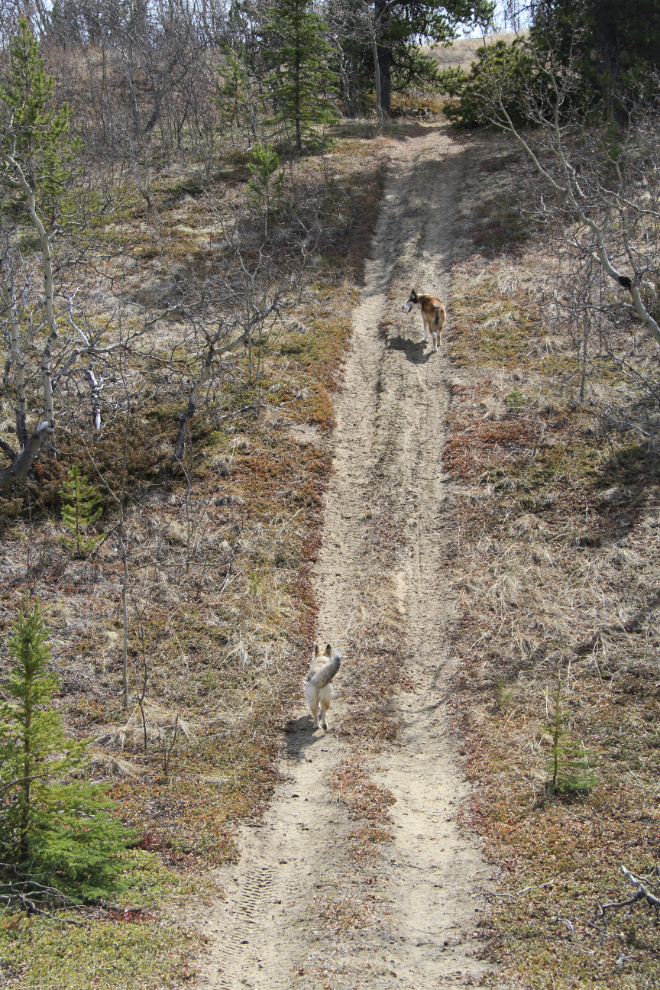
[546,677,598,796]
[59,465,103,556]
[0,597,131,898]
[247,144,284,237]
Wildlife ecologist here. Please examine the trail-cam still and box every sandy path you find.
[192,125,493,990]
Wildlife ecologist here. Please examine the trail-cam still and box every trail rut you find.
[192,125,494,990]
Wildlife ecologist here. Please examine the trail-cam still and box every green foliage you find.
[216,46,251,133]
[438,38,534,128]
[262,0,338,151]
[0,17,81,223]
[496,676,513,707]
[0,598,131,897]
[59,466,103,556]
[505,386,524,407]
[247,144,284,236]
[530,0,660,116]
[546,678,599,796]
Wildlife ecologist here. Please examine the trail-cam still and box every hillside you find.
[0,24,659,990]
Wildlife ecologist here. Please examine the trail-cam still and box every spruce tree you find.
[262,0,337,152]
[247,144,284,237]
[59,465,103,556]
[546,678,599,797]
[0,598,130,897]
[0,17,81,225]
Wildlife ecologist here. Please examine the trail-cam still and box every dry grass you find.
[444,132,660,988]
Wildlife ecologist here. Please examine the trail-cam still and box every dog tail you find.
[433,303,446,334]
[308,650,342,688]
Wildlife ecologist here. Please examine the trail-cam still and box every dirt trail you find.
[192,126,493,989]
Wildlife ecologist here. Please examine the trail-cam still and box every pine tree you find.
[216,45,254,142]
[0,16,81,224]
[262,0,338,152]
[546,678,599,796]
[59,466,103,556]
[247,144,284,237]
[0,598,130,897]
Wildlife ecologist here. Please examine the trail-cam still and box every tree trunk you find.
[593,0,621,79]
[1,152,59,473]
[374,0,390,117]
[0,423,51,491]
[379,47,391,117]
[0,261,28,448]
[295,16,302,151]
[593,0,628,125]
[337,51,353,117]
[372,36,382,118]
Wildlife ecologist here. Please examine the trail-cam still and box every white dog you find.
[402,289,447,352]
[304,644,342,730]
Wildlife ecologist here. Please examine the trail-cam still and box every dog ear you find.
[325,643,332,656]
[314,644,320,656]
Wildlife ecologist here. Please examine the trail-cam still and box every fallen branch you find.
[0,867,86,926]
[596,865,660,924]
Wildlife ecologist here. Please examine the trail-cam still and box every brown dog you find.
[402,289,446,352]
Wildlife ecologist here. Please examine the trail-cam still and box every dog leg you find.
[421,314,428,343]
[305,684,319,728]
[319,687,332,730]
[432,330,438,352]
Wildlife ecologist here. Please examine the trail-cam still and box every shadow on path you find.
[386,334,434,364]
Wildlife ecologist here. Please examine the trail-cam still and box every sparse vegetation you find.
[443,127,660,988]
[0,0,658,984]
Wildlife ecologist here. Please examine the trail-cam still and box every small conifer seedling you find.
[546,677,599,796]
[59,465,103,556]
[247,144,284,237]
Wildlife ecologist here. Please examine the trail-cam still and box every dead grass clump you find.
[314,892,371,934]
